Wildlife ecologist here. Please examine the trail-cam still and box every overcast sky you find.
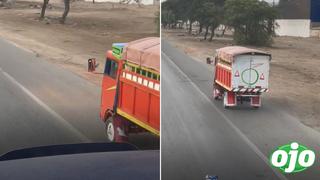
[263,0,280,5]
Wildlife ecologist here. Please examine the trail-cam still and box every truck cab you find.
[100,44,126,120]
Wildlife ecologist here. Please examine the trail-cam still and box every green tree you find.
[162,0,224,39]
[161,9,177,28]
[195,0,224,41]
[225,0,277,46]
[161,1,178,28]
[186,0,202,34]
[40,0,71,24]
[155,11,160,35]
[162,0,202,33]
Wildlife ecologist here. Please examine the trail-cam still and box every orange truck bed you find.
[117,69,160,135]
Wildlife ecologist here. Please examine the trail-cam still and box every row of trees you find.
[40,0,71,24]
[162,0,278,46]
[0,0,15,8]
[0,0,69,22]
[40,0,143,24]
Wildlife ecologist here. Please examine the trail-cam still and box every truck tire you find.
[105,117,116,142]
[105,116,128,143]
[213,86,219,100]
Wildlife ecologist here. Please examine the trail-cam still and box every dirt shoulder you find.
[163,29,320,132]
[0,0,159,85]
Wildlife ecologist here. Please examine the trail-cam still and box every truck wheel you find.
[213,86,220,100]
[105,116,128,143]
[105,117,116,142]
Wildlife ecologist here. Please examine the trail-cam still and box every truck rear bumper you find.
[222,91,262,108]
[232,88,268,93]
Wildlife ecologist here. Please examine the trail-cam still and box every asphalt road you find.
[0,38,158,155]
[161,40,320,180]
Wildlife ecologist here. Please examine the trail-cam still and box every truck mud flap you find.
[250,96,261,107]
[223,91,237,107]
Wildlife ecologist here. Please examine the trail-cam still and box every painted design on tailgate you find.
[241,68,259,86]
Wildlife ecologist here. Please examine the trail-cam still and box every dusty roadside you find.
[163,29,320,132]
[0,0,159,85]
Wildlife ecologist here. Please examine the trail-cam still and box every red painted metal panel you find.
[227,71,231,87]
[100,72,117,120]
[222,70,224,84]
[149,94,160,130]
[251,96,260,105]
[119,82,135,114]
[215,65,232,90]
[134,88,149,123]
[225,70,228,86]
[227,92,236,105]
[117,70,160,132]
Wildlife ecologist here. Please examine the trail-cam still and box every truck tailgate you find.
[232,55,270,89]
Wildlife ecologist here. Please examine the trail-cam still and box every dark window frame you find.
[104,58,118,79]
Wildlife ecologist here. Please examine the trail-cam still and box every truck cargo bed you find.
[117,70,160,135]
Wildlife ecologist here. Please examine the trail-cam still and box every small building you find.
[265,0,320,37]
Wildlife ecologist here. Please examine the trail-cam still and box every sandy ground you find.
[0,0,159,85]
[163,29,320,132]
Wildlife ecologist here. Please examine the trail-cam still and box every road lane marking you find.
[0,67,90,142]
[162,52,287,180]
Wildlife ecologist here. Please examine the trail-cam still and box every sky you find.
[263,0,280,5]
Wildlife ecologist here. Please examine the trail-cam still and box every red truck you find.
[210,46,271,108]
[100,37,160,142]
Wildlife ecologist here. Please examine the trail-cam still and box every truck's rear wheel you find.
[213,86,220,100]
[223,93,228,108]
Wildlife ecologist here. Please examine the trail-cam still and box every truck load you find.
[211,46,271,108]
[100,37,160,142]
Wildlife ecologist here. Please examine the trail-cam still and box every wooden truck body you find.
[100,37,160,142]
[212,46,271,108]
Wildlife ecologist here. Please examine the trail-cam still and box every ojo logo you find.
[270,142,315,173]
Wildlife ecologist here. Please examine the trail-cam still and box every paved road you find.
[161,40,320,180]
[0,38,158,155]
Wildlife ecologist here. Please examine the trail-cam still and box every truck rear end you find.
[212,46,271,108]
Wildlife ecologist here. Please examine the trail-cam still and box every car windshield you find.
[0,0,159,160]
